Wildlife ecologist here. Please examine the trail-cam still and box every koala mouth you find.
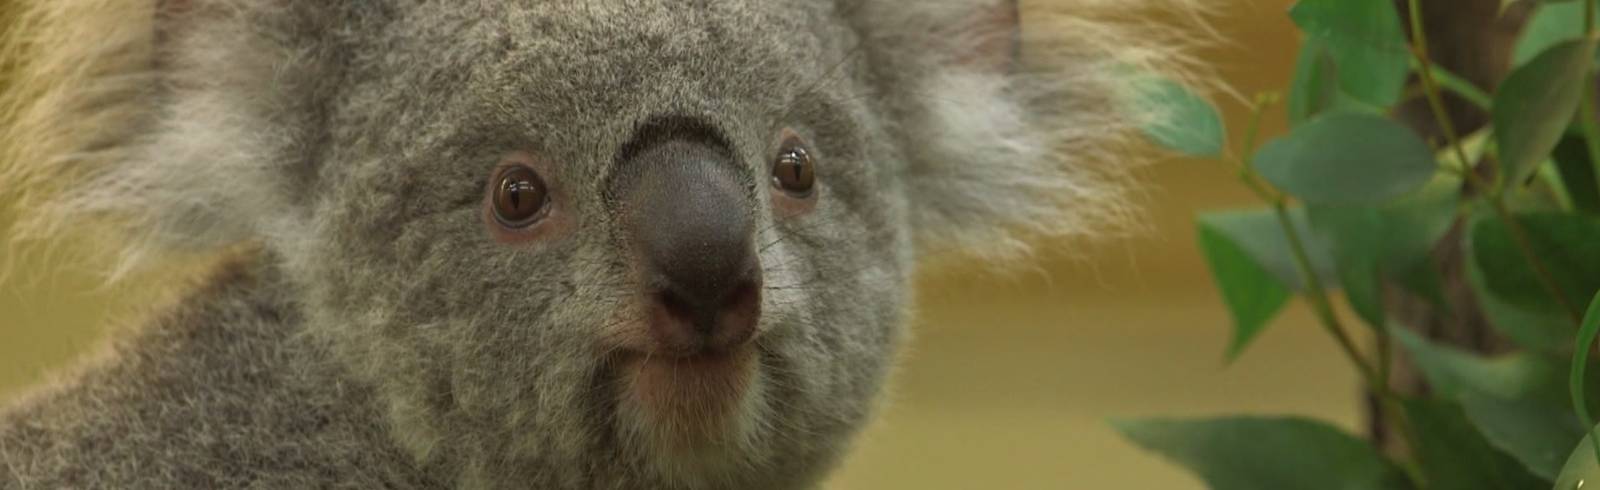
[607,280,766,439]
[618,346,760,423]
[603,343,767,456]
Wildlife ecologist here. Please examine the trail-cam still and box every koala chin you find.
[615,348,770,483]
[0,0,1186,488]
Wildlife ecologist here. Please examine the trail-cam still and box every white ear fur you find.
[1,0,326,278]
[900,68,1132,259]
[853,0,1200,261]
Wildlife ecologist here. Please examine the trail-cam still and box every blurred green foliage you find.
[1122,0,1600,488]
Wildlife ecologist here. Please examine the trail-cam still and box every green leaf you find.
[1338,259,1387,329]
[1112,416,1413,490]
[1502,0,1585,15]
[1469,259,1578,351]
[1573,292,1600,467]
[1494,39,1598,186]
[1404,398,1548,489]
[1468,213,1600,349]
[1513,0,1589,67]
[1288,0,1411,107]
[1253,113,1438,205]
[1199,208,1338,293]
[1553,424,1600,490]
[1461,392,1590,480]
[1552,135,1600,214]
[1305,179,1460,327]
[1284,38,1369,127]
[1395,328,1573,407]
[1138,77,1226,158]
[1392,257,1451,313]
[1472,213,1600,311]
[1395,329,1600,479]
[1288,39,1339,125]
[1499,0,1519,16]
[1197,219,1293,361]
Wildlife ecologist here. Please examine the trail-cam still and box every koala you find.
[0,0,1186,488]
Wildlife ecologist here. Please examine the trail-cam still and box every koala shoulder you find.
[0,257,432,488]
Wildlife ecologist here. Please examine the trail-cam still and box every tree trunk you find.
[1376,0,1527,450]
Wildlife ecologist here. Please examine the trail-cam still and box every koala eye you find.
[491,165,550,227]
[771,135,816,197]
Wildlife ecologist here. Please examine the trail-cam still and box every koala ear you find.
[1,0,349,275]
[953,0,1021,73]
[849,0,1178,261]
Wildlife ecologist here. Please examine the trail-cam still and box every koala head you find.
[2,0,1177,487]
[291,4,911,486]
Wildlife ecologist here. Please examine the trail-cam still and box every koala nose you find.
[617,137,761,356]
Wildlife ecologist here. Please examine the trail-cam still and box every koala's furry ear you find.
[954,0,1021,73]
[1,0,354,276]
[845,0,1194,261]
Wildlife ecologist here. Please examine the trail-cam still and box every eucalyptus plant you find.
[1120,0,1600,488]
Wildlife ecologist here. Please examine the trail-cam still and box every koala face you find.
[7,0,1155,486]
[292,2,908,487]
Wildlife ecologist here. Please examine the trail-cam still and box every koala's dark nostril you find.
[617,136,762,355]
[650,273,761,354]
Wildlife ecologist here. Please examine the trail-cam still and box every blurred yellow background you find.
[0,1,1355,488]
[829,2,1365,488]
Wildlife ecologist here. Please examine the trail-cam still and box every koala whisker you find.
[753,220,786,239]
[757,235,788,255]
[781,41,869,123]
[762,285,817,293]
[760,256,815,276]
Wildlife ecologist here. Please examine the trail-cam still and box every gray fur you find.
[0,0,1191,487]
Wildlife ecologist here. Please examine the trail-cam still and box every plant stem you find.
[1407,0,1584,324]
[1269,200,1426,486]
[1223,92,1426,485]
[1581,87,1600,201]
[1377,396,1425,482]
[1588,0,1596,33]
[1232,94,1283,203]
[1573,293,1600,466]
[1270,204,1372,382]
[1372,331,1415,467]
[1489,200,1584,323]
[1577,0,1600,466]
[1582,0,1600,224]
[1242,92,1277,155]
[1408,59,1492,111]
[1377,317,1394,395]
[1406,0,1483,182]
[1225,98,1362,371]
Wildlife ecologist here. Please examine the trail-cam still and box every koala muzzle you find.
[617,137,761,357]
